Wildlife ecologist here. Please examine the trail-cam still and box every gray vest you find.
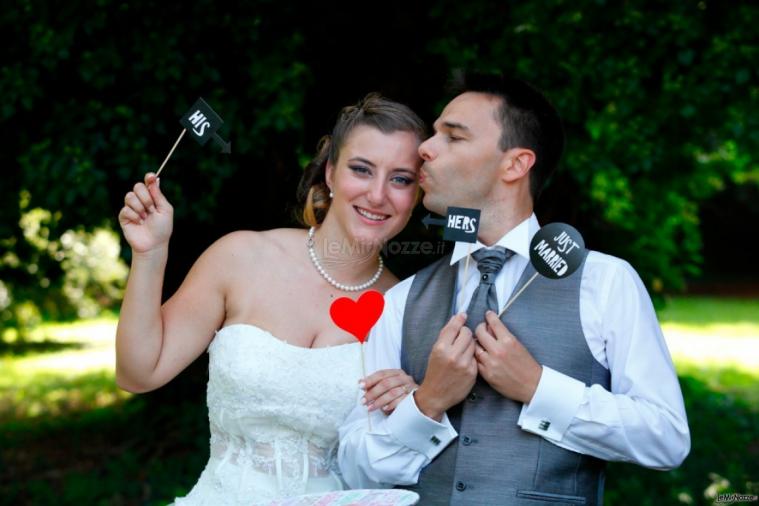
[400,253,610,506]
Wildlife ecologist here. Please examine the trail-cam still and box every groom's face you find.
[418,92,507,215]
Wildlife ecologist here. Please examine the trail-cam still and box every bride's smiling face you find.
[325,125,422,246]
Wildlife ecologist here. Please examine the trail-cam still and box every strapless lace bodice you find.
[172,324,363,505]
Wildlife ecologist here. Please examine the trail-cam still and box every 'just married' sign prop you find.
[499,222,588,316]
[529,222,587,279]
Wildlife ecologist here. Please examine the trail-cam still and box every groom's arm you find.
[338,277,458,488]
[479,253,690,469]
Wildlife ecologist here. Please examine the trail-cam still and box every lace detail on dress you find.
[171,324,363,505]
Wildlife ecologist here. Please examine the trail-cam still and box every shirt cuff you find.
[385,391,458,460]
[518,366,586,442]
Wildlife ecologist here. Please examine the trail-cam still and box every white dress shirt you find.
[338,214,691,489]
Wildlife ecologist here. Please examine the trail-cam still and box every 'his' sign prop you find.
[179,98,228,149]
[155,97,231,177]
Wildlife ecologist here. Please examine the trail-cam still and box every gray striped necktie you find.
[465,246,515,331]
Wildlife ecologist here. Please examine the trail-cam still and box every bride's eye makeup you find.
[390,174,415,185]
[347,158,417,186]
[349,165,371,175]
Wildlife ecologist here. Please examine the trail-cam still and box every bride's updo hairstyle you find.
[297,93,426,227]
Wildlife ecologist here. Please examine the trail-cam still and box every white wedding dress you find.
[172,324,363,506]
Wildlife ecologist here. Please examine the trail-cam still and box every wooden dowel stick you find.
[361,343,372,431]
[456,244,474,311]
[156,128,187,177]
[498,272,539,317]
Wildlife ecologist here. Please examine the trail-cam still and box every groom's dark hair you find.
[450,72,565,201]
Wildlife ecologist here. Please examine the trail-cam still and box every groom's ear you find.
[500,147,535,184]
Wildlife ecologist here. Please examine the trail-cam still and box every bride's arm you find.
[115,174,240,393]
[115,237,232,393]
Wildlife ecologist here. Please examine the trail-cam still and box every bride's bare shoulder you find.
[256,228,309,253]
[208,228,307,259]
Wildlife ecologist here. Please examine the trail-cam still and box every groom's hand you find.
[474,311,542,404]
[415,312,477,422]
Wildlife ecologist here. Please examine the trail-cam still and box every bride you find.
[115,94,425,504]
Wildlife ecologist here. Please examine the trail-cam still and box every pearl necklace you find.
[307,226,383,292]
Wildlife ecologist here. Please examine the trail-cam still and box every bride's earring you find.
[329,190,334,199]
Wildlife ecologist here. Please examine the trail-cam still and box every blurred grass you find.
[608,296,759,505]
[0,297,757,505]
[1,315,207,505]
[0,314,131,422]
[658,297,759,408]
[659,296,759,336]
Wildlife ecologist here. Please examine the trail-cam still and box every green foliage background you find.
[428,0,758,292]
[1,0,757,327]
[1,2,758,504]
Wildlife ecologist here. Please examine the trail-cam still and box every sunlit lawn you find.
[0,315,131,422]
[2,297,757,422]
[658,297,759,407]
[1,297,757,505]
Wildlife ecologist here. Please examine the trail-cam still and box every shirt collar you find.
[449,213,540,265]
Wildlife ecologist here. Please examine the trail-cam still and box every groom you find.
[337,74,690,505]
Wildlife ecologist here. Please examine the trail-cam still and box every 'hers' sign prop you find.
[422,206,482,310]
[443,207,480,243]
[422,206,481,243]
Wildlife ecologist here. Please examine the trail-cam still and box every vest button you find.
[467,392,477,401]
[462,436,472,446]
[456,481,467,491]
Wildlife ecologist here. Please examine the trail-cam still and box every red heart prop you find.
[329,290,385,343]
